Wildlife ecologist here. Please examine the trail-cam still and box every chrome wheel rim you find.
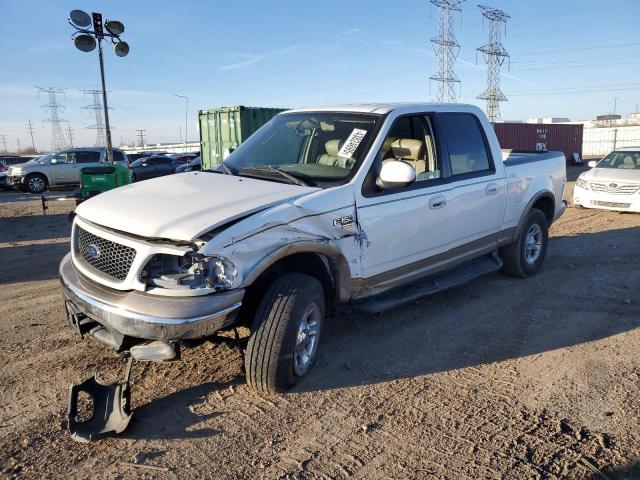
[293,302,321,377]
[524,223,543,265]
[28,177,45,192]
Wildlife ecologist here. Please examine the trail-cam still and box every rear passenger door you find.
[73,151,102,182]
[437,112,506,252]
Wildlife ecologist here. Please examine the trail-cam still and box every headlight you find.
[576,177,589,190]
[142,253,237,292]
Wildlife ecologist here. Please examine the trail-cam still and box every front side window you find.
[54,151,75,164]
[222,112,381,186]
[377,114,440,183]
[113,150,125,162]
[439,113,492,176]
[597,151,640,169]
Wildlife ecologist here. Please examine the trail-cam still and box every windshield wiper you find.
[238,166,309,186]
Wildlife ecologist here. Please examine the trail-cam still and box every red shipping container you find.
[493,123,583,163]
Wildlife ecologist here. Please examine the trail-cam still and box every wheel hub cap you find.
[293,303,321,377]
[524,224,543,265]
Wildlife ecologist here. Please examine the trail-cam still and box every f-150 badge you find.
[333,215,354,228]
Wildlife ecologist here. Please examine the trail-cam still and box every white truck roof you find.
[286,103,482,115]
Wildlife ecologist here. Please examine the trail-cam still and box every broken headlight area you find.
[141,253,237,293]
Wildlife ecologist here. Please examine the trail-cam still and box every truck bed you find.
[502,149,566,165]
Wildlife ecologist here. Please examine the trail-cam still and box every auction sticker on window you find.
[338,128,368,159]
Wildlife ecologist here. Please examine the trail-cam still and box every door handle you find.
[485,183,498,195]
[429,195,446,209]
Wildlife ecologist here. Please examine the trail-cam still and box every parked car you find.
[170,153,198,163]
[573,147,640,212]
[6,147,128,193]
[0,160,8,189]
[61,103,566,437]
[130,155,181,181]
[124,152,149,163]
[0,155,34,166]
[175,156,201,173]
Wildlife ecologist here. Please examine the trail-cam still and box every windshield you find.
[220,112,381,185]
[596,151,640,170]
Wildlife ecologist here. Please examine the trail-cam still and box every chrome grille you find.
[75,226,136,281]
[591,200,631,209]
[590,182,639,195]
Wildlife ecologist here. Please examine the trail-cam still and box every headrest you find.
[623,155,634,165]
[381,136,398,153]
[391,139,424,161]
[325,139,342,157]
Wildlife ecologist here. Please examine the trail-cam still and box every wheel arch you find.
[514,190,555,240]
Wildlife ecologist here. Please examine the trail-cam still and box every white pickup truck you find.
[61,104,566,432]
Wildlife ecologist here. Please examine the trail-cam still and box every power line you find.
[35,86,68,151]
[477,5,510,122]
[26,120,36,151]
[81,89,111,147]
[429,0,465,103]
[136,129,146,148]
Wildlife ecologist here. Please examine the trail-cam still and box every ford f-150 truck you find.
[60,104,566,439]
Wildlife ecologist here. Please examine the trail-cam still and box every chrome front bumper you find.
[59,253,244,341]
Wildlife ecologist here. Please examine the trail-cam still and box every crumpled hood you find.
[76,172,319,240]
[582,167,640,183]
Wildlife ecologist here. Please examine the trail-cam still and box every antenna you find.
[430,0,465,103]
[476,5,510,122]
[35,86,68,151]
[136,129,146,148]
[27,120,37,151]
[81,89,111,147]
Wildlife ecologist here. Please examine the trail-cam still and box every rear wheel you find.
[245,273,324,394]
[25,174,47,194]
[500,208,549,278]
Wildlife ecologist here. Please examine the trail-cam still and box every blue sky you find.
[1,0,639,151]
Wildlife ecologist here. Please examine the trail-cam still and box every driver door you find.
[356,114,453,284]
[50,151,77,185]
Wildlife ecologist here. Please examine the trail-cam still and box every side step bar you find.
[353,253,503,314]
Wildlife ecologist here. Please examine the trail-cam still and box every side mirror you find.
[141,163,148,167]
[51,158,58,165]
[376,160,416,190]
[587,160,597,168]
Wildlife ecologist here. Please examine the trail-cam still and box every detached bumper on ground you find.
[59,253,244,343]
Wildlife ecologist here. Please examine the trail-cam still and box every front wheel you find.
[245,273,325,394]
[500,208,549,278]
[25,174,48,194]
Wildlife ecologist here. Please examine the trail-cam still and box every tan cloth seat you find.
[389,138,426,174]
[621,155,636,169]
[317,139,354,168]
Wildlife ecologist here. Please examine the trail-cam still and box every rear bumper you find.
[59,253,244,341]
[573,186,640,212]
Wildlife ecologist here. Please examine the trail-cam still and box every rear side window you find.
[76,151,101,164]
[113,150,125,162]
[439,113,492,176]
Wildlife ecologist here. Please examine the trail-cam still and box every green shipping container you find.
[199,106,287,170]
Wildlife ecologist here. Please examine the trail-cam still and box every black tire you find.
[25,173,47,194]
[245,273,324,394]
[500,208,549,278]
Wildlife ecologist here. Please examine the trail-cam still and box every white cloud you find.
[219,44,304,71]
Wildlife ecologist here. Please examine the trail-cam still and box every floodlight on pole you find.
[68,9,129,164]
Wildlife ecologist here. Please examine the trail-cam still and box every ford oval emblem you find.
[609,183,618,189]
[86,244,101,259]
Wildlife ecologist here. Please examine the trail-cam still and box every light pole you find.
[68,9,129,164]
[174,94,188,151]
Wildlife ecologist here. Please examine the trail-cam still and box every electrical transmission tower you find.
[136,129,146,148]
[430,0,465,103]
[36,86,68,151]
[27,120,37,151]
[0,135,7,153]
[67,123,74,148]
[476,5,510,122]
[81,90,110,147]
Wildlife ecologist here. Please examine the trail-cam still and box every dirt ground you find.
[1,172,639,479]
